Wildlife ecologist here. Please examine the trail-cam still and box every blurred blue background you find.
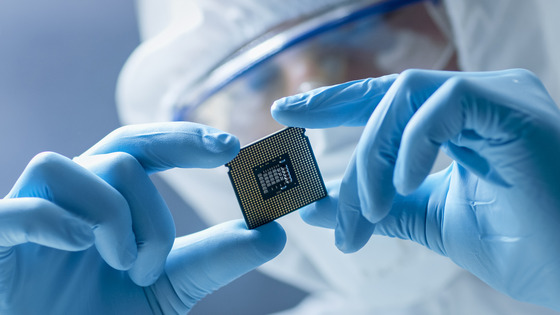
[0,1,305,313]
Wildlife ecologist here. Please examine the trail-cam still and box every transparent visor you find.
[172,0,457,146]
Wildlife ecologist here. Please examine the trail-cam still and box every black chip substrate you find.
[226,127,327,229]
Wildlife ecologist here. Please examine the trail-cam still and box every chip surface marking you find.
[226,127,327,229]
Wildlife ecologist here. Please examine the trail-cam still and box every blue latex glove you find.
[0,122,286,314]
[272,69,560,310]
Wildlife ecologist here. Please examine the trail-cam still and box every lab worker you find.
[117,0,560,314]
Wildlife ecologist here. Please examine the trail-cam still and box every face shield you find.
[168,0,456,146]
[118,0,461,312]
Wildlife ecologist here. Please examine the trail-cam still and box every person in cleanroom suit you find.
[117,0,560,313]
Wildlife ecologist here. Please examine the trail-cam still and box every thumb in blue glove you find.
[272,69,560,311]
[1,122,286,314]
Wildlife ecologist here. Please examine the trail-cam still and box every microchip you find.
[226,127,327,229]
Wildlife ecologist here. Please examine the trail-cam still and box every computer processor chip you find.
[226,127,327,229]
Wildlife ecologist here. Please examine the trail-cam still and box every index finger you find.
[81,122,240,174]
[271,75,398,128]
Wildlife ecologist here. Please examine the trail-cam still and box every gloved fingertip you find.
[394,181,416,196]
[393,168,425,196]
[361,200,392,224]
[203,131,240,157]
[129,265,164,287]
[299,205,334,228]
[214,131,239,147]
[335,199,375,253]
[271,93,307,111]
[121,246,138,270]
[107,235,138,271]
[270,103,292,126]
[334,230,361,254]
[270,98,285,112]
[68,221,95,250]
[251,221,286,259]
[355,173,398,223]
[299,192,338,228]
[271,95,310,126]
[362,210,381,224]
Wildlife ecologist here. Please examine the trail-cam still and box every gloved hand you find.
[0,122,286,314]
[272,69,560,310]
